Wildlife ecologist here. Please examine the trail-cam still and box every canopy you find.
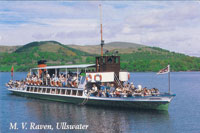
[32,64,96,70]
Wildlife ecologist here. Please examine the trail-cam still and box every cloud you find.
[0,1,200,56]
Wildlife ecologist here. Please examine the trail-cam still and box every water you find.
[0,72,200,133]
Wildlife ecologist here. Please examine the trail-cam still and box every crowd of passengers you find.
[6,72,160,97]
[86,82,160,97]
[6,71,83,89]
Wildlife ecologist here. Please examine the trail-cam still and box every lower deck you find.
[7,86,175,110]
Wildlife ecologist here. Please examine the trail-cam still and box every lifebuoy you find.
[94,74,102,82]
[51,81,55,86]
[57,81,62,87]
[86,74,92,82]
[72,81,77,88]
[128,73,130,80]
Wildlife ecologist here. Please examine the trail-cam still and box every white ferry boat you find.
[6,54,175,110]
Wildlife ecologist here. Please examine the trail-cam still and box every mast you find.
[99,4,104,56]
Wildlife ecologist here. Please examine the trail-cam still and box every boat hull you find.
[9,89,174,111]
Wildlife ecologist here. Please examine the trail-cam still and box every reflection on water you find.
[24,98,169,132]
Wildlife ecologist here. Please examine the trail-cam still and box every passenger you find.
[91,84,98,96]
[133,85,143,96]
[106,83,110,90]
[100,83,106,91]
[71,76,78,88]
[127,91,132,97]
[53,75,59,87]
[151,88,156,93]
[60,74,65,87]
[143,87,148,96]
[147,89,151,96]
[42,72,46,85]
[46,74,50,86]
[27,72,31,78]
[115,87,122,97]
[106,89,112,97]
[154,88,160,95]
[66,74,71,87]
[110,84,115,94]
[136,85,143,92]
[63,74,68,87]
[50,74,55,86]
[97,83,103,97]
[130,82,135,90]
[32,75,37,86]
[17,81,21,88]
[42,73,47,86]
[101,90,106,97]
[123,84,130,92]
[26,76,31,85]
[6,80,12,88]
[127,82,130,89]
[130,83,136,95]
[38,78,43,86]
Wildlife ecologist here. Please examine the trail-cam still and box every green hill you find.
[68,43,200,72]
[0,41,90,71]
[0,40,200,72]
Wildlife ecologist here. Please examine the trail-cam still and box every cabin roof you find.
[32,64,96,70]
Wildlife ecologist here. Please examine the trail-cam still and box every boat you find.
[5,5,175,110]
[6,51,175,110]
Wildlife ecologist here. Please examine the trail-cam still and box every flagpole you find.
[168,64,170,94]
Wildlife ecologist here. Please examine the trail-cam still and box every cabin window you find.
[115,57,119,63]
[57,89,60,94]
[34,87,37,92]
[47,89,50,93]
[77,90,83,96]
[107,57,113,63]
[30,87,34,92]
[27,87,30,91]
[103,57,106,64]
[72,90,77,96]
[42,88,46,93]
[97,58,100,64]
[61,89,65,95]
[52,89,55,94]
[67,90,71,95]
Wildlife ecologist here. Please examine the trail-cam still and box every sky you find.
[0,1,200,57]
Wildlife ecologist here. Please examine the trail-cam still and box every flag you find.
[11,65,14,77]
[157,65,170,74]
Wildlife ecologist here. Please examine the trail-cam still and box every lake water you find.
[0,72,200,133]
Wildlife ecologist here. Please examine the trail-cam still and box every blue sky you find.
[0,1,200,56]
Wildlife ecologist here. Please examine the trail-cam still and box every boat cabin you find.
[96,56,120,77]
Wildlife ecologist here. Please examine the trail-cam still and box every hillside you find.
[0,40,200,72]
[0,46,21,53]
[68,43,200,72]
[68,41,146,54]
[0,41,90,71]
